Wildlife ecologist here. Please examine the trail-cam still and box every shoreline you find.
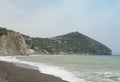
[0,61,68,82]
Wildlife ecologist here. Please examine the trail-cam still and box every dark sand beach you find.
[0,61,68,82]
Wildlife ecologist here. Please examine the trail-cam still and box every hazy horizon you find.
[0,0,120,54]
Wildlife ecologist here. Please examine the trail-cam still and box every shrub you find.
[0,27,8,36]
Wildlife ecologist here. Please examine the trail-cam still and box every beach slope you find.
[0,61,68,82]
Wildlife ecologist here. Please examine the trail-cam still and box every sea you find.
[0,55,120,82]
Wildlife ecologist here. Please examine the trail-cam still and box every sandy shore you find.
[0,61,68,82]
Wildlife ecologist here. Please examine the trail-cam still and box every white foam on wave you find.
[35,63,86,82]
[0,56,87,82]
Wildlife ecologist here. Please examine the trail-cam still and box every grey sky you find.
[0,0,120,54]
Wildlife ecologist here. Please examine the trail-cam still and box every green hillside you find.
[24,32,112,55]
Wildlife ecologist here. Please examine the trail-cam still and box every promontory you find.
[0,27,112,55]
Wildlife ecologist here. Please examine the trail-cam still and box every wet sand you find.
[0,61,68,82]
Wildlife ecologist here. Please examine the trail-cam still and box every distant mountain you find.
[24,31,112,55]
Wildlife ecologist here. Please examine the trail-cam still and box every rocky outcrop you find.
[0,28,28,55]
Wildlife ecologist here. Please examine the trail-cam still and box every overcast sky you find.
[0,0,120,54]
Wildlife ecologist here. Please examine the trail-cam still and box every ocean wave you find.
[0,56,86,82]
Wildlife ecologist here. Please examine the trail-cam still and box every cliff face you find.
[24,32,112,55]
[0,28,28,55]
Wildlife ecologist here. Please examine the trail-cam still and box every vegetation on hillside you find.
[0,27,8,36]
[23,32,112,55]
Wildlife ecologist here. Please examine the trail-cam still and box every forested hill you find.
[24,32,112,55]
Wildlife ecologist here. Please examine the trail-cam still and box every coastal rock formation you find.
[0,27,112,55]
[24,32,112,55]
[0,28,28,55]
